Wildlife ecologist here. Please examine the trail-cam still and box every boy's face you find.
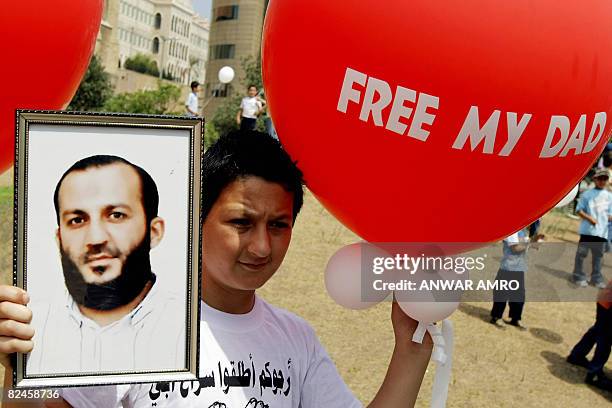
[595,176,609,189]
[247,86,258,97]
[202,176,294,295]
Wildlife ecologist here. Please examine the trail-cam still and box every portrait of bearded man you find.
[26,155,185,375]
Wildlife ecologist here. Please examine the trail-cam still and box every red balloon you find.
[263,1,612,244]
[0,1,103,174]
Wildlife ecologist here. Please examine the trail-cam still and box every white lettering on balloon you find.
[337,67,439,142]
[336,66,608,158]
[539,112,607,158]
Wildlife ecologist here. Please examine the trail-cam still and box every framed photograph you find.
[13,111,202,388]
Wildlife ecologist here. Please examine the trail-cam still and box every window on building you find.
[212,83,230,97]
[211,44,235,59]
[215,5,239,21]
[154,13,162,29]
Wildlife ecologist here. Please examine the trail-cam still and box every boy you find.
[0,131,432,407]
[571,168,612,288]
[185,81,200,117]
[567,279,612,391]
[490,227,542,329]
[237,85,265,131]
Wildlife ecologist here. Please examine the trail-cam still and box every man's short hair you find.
[202,130,304,221]
[190,81,199,90]
[53,155,159,225]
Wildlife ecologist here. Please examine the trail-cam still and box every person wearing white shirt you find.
[185,81,200,117]
[237,85,265,131]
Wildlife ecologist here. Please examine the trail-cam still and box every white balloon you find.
[325,242,390,310]
[218,66,235,84]
[554,184,579,208]
[397,299,459,324]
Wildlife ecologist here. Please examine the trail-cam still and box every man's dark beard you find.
[60,234,154,311]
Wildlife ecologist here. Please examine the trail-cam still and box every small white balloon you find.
[218,66,235,84]
[397,299,459,324]
[325,242,390,310]
[554,184,579,208]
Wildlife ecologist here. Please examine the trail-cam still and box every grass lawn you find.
[0,187,12,285]
[0,186,11,201]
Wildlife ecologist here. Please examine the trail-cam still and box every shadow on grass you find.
[534,264,573,282]
[529,327,563,344]
[458,303,490,322]
[541,351,612,401]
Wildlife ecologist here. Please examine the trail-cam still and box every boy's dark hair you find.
[247,84,257,90]
[190,81,199,90]
[53,155,159,226]
[202,130,304,221]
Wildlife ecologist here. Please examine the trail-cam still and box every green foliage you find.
[0,186,11,202]
[161,70,174,81]
[67,55,114,111]
[124,53,160,77]
[241,55,263,91]
[103,82,181,114]
[204,122,220,148]
[210,55,266,137]
[209,93,241,137]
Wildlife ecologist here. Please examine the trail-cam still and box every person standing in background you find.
[571,168,612,288]
[237,85,265,131]
[185,81,200,117]
[567,279,612,391]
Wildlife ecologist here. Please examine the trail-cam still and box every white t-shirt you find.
[240,97,262,119]
[61,296,362,408]
[28,283,185,375]
[186,92,198,116]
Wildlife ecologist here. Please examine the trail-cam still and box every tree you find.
[67,55,114,111]
[103,82,181,114]
[204,122,220,149]
[124,53,160,77]
[210,56,266,139]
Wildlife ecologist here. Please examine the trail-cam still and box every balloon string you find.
[410,320,454,408]
[412,321,428,343]
[430,320,453,408]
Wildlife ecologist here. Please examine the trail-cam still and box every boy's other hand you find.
[0,285,34,369]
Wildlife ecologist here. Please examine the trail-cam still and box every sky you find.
[192,0,212,20]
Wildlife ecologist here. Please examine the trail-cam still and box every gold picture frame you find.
[13,110,202,388]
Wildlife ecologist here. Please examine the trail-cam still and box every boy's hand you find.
[390,300,433,352]
[0,285,34,369]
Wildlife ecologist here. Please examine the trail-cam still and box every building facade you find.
[96,0,210,86]
[203,0,267,118]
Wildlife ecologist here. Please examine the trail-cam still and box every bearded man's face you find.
[56,163,155,309]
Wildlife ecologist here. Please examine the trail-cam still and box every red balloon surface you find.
[0,1,103,174]
[263,1,612,244]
